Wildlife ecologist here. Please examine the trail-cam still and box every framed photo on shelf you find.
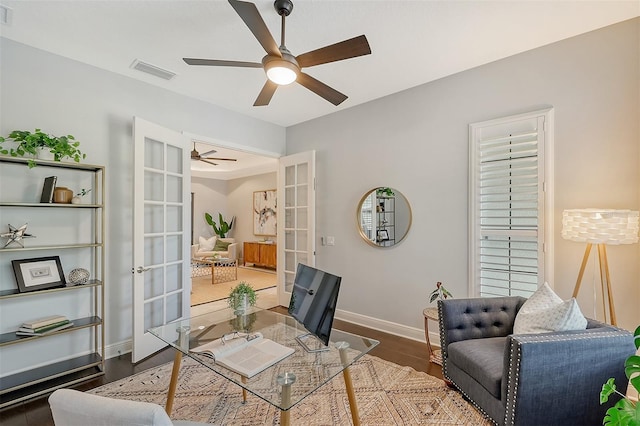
[253,189,277,236]
[12,256,66,293]
[377,229,390,241]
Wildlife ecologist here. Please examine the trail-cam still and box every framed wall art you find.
[253,189,277,236]
[12,256,66,293]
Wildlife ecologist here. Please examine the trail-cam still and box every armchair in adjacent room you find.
[191,236,237,260]
[438,296,635,426]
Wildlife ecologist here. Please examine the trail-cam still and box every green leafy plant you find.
[376,187,395,197]
[205,212,234,238]
[429,281,453,303]
[0,129,86,168]
[228,281,257,311]
[76,188,92,197]
[600,325,640,425]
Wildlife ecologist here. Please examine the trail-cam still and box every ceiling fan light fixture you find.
[264,56,298,85]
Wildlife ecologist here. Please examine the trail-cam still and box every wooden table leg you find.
[337,342,360,426]
[165,350,183,416]
[241,376,247,404]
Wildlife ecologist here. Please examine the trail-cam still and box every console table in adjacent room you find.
[243,241,277,269]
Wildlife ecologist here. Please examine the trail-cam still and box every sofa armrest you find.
[504,327,635,426]
[191,244,199,259]
[227,243,238,261]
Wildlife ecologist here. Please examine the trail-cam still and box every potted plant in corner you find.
[205,212,235,238]
[600,325,640,425]
[0,129,86,168]
[228,281,257,315]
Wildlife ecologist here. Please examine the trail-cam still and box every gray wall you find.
[191,176,229,241]
[0,38,286,357]
[287,18,640,331]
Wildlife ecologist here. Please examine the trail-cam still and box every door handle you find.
[132,266,151,274]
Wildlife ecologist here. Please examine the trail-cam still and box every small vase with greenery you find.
[0,129,86,168]
[429,281,453,303]
[205,212,235,238]
[600,325,640,425]
[228,281,257,314]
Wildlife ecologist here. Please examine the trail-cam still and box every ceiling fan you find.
[191,143,238,166]
[183,0,371,107]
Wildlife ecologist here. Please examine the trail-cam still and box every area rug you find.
[89,355,490,425]
[191,267,276,306]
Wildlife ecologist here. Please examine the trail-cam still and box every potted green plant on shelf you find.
[228,281,257,314]
[376,187,395,197]
[205,212,234,238]
[600,325,640,425]
[0,129,86,168]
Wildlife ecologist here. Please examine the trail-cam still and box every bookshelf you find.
[0,156,105,408]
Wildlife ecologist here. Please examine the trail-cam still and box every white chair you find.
[49,388,210,426]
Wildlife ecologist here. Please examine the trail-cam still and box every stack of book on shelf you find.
[16,315,73,336]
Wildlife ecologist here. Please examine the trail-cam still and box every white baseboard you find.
[105,339,132,360]
[335,308,441,348]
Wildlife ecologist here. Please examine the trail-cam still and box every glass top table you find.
[149,306,379,425]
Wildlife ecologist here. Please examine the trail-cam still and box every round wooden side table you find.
[423,307,442,366]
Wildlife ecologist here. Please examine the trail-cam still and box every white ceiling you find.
[1,0,638,177]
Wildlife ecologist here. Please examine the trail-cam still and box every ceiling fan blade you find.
[297,72,348,106]
[200,159,219,166]
[203,157,238,162]
[296,35,371,68]
[183,58,262,68]
[228,0,281,58]
[254,80,278,106]
[199,148,219,157]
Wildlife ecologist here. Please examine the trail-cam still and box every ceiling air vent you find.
[130,59,176,81]
[0,4,13,25]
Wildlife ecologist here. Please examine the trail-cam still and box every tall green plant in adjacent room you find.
[205,212,234,238]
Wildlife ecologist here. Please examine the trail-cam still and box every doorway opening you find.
[188,139,280,313]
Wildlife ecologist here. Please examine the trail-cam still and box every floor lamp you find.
[561,209,639,326]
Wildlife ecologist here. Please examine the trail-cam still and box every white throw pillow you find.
[513,282,587,334]
[198,236,216,251]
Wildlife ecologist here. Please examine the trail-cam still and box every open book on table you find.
[191,332,295,378]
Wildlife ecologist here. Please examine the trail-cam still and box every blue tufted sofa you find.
[438,297,635,425]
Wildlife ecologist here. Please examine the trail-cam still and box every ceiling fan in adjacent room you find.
[190,143,237,166]
[183,0,371,106]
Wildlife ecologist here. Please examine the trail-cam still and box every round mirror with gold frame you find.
[356,187,412,247]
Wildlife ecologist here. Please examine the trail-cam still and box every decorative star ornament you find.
[1,223,36,248]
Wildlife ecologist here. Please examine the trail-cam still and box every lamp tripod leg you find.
[572,243,593,299]
[598,244,617,326]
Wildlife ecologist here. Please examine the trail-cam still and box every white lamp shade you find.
[562,209,639,245]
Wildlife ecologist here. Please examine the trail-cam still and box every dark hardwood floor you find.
[1,308,443,426]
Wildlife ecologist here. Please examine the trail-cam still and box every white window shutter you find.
[469,109,553,298]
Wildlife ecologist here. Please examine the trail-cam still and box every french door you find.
[132,117,191,362]
[277,151,316,307]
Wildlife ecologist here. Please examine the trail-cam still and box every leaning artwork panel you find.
[253,190,277,236]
